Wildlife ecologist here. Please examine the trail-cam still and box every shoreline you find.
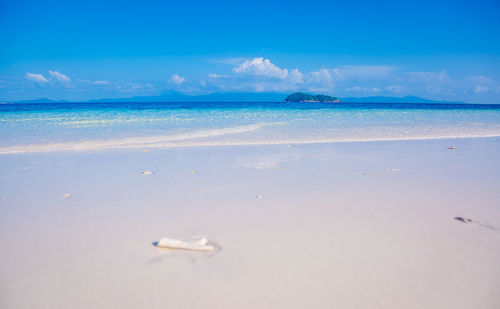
[1,134,499,155]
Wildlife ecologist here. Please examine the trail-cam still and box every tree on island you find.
[284,92,340,102]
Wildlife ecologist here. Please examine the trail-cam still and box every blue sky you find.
[1,0,500,102]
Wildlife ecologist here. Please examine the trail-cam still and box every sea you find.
[1,101,500,154]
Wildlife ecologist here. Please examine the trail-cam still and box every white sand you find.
[1,138,499,308]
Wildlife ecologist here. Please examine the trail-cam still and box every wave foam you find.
[0,122,283,154]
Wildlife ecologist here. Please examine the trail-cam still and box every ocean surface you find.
[1,102,500,154]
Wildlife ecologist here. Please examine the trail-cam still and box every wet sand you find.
[1,137,499,308]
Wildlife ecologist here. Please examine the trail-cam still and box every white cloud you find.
[233,57,289,79]
[211,57,247,65]
[116,82,154,93]
[49,70,71,83]
[406,70,450,83]
[25,72,48,83]
[204,61,336,93]
[406,71,451,94]
[307,69,333,86]
[332,68,343,79]
[346,86,361,92]
[288,69,304,84]
[334,65,397,80]
[208,73,227,79]
[385,85,405,93]
[473,85,489,93]
[170,74,186,84]
[464,76,500,95]
[94,80,110,85]
[346,86,382,93]
[466,75,494,85]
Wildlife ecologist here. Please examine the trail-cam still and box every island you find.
[284,92,341,103]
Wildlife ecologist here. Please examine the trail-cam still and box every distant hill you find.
[340,95,463,104]
[88,92,287,103]
[6,92,287,103]
[8,93,464,104]
[284,92,340,103]
[12,98,69,104]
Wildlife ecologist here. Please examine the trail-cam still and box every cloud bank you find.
[13,59,500,103]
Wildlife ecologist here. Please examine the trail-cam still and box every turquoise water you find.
[1,102,500,153]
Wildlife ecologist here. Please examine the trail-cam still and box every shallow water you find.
[1,102,500,153]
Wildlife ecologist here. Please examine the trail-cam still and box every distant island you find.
[284,92,341,103]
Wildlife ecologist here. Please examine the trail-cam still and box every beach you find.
[3,0,500,307]
[1,136,499,308]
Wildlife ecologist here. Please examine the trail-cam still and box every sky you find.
[1,0,500,103]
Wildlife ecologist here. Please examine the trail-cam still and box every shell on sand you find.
[140,171,152,175]
[156,237,215,251]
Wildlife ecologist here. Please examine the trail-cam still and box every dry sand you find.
[1,137,499,308]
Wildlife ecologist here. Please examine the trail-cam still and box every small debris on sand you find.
[453,217,497,230]
[191,170,197,174]
[256,195,263,199]
[62,193,72,198]
[448,147,457,150]
[155,237,216,251]
[363,169,401,176]
[143,149,149,152]
[454,216,472,223]
[279,167,285,171]
[19,167,33,171]
[140,171,152,175]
